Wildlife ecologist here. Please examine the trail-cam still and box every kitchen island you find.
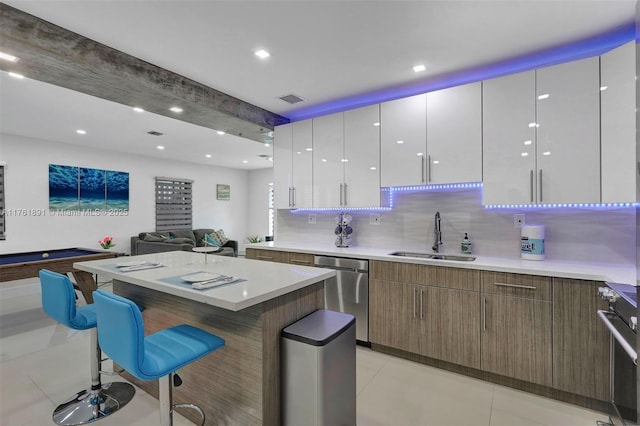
[74,251,335,426]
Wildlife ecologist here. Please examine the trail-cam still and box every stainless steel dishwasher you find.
[314,256,369,343]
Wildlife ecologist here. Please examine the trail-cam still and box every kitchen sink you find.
[389,251,476,262]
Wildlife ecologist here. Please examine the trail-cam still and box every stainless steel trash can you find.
[282,309,356,426]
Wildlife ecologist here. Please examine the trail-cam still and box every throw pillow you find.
[212,229,229,246]
[203,233,221,247]
[166,237,194,245]
[168,230,196,245]
[142,234,167,243]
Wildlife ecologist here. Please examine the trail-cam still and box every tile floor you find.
[1,278,610,426]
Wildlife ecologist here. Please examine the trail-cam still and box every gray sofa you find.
[131,228,238,257]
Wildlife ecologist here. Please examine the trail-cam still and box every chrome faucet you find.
[432,211,442,253]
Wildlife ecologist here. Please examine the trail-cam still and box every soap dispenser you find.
[461,233,472,255]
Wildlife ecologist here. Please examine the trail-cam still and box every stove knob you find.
[631,316,637,332]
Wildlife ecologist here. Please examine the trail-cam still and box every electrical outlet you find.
[308,214,317,224]
[370,213,381,225]
[514,214,525,228]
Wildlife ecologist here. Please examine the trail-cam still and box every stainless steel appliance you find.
[314,256,369,343]
[597,282,638,425]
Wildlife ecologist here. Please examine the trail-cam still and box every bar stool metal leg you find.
[52,329,136,425]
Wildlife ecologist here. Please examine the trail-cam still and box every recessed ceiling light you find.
[413,64,426,73]
[264,143,271,147]
[217,131,225,135]
[600,86,608,91]
[76,129,86,135]
[305,148,312,151]
[8,72,24,79]
[0,51,18,62]
[370,166,377,170]
[206,154,212,158]
[373,122,380,127]
[254,49,270,59]
[242,160,249,164]
[157,145,165,150]
[133,107,145,113]
[537,94,550,100]
[397,140,404,144]
[169,106,183,113]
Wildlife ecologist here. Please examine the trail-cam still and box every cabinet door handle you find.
[539,169,543,202]
[420,288,424,320]
[339,183,344,206]
[427,155,432,183]
[421,156,425,183]
[343,183,348,206]
[288,187,293,207]
[494,282,537,290]
[256,255,273,260]
[413,287,417,318]
[290,259,311,265]
[530,170,534,203]
[483,297,487,331]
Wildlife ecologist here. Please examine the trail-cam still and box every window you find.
[0,165,5,240]
[268,182,274,237]
[155,177,193,231]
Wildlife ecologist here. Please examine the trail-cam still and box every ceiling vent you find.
[279,94,305,104]
[147,130,164,136]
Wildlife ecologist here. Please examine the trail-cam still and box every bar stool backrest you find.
[93,289,147,379]
[39,269,95,330]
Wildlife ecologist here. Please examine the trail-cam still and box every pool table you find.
[0,248,118,303]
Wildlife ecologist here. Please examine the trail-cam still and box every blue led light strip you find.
[292,207,393,213]
[484,202,640,209]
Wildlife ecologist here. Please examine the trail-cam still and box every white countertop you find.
[74,251,335,311]
[248,242,637,285]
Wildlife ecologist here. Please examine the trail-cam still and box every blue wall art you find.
[106,170,129,210]
[49,164,129,212]
[49,164,79,211]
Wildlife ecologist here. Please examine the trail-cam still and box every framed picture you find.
[217,184,230,200]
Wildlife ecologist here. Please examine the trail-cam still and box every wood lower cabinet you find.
[481,293,553,386]
[369,262,480,369]
[480,271,553,386]
[245,248,289,263]
[553,278,610,400]
[246,249,315,267]
[370,279,420,354]
[287,252,314,266]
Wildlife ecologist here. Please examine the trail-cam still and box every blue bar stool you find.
[93,289,225,426]
[39,269,136,425]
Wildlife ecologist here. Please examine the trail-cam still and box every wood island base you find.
[113,279,324,426]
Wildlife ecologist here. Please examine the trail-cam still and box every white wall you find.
[276,187,636,265]
[244,168,274,254]
[0,134,250,254]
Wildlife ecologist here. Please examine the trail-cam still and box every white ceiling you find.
[0,0,636,169]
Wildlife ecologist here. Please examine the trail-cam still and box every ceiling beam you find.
[0,3,289,144]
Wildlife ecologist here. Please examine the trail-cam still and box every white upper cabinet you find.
[273,123,293,209]
[536,57,600,204]
[483,71,537,206]
[483,57,600,205]
[426,82,482,184]
[343,104,381,207]
[380,94,427,187]
[313,106,382,208]
[600,41,637,203]
[273,120,313,209]
[312,112,344,208]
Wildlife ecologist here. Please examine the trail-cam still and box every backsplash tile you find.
[276,188,635,265]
